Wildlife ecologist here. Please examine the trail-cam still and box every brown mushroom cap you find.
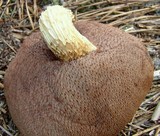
[4,21,153,136]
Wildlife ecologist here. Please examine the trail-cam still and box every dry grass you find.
[0,0,160,136]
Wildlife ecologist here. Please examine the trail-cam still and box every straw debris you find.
[0,0,159,135]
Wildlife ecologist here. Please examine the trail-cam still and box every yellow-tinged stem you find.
[39,5,97,61]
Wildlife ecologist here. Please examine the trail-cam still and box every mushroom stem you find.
[39,5,97,61]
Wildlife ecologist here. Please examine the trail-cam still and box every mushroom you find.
[4,5,153,136]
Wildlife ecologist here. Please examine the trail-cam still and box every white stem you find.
[39,5,97,61]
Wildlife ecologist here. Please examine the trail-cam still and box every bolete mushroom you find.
[4,5,153,136]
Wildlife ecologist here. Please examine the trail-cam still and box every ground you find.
[0,0,160,136]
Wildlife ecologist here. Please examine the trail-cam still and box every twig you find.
[101,5,159,22]
[133,125,160,136]
[0,71,5,75]
[20,0,24,19]
[128,123,144,129]
[128,29,160,34]
[151,102,160,121]
[1,39,16,53]
[25,1,34,30]
[0,83,4,89]
[141,92,160,105]
[33,0,38,22]
[0,0,3,6]
[155,127,160,136]
[16,0,21,20]
[0,125,13,136]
